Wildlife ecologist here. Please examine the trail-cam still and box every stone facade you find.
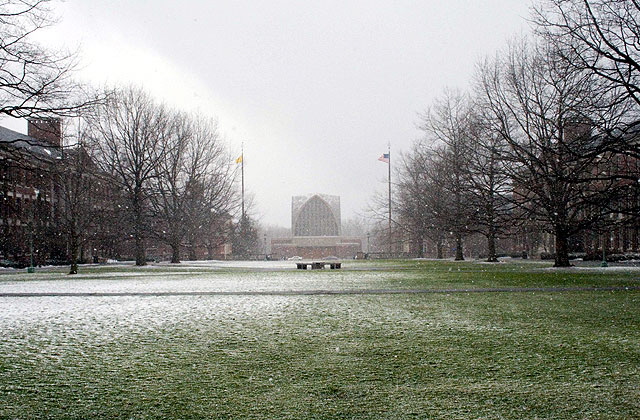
[272,194,362,259]
[292,194,341,236]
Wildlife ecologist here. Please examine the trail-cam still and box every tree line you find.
[0,1,257,273]
[81,86,243,267]
[393,0,640,267]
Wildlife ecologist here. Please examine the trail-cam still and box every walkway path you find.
[1,285,638,297]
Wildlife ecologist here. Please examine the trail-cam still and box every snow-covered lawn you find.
[0,259,638,419]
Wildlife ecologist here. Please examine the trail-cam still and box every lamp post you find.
[27,189,40,273]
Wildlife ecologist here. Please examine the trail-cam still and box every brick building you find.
[0,119,65,264]
[1,119,234,265]
[271,194,362,259]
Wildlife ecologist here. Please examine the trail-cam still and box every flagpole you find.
[241,143,245,221]
[387,144,392,255]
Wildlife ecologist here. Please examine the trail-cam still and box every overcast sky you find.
[1,0,532,227]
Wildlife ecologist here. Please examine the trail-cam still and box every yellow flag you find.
[235,155,243,164]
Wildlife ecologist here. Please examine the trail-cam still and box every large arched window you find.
[293,195,339,236]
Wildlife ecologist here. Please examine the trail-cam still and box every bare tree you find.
[183,115,238,260]
[365,186,404,256]
[147,111,191,263]
[86,87,170,266]
[201,211,234,260]
[341,216,369,238]
[396,145,448,258]
[465,111,514,262]
[0,0,98,118]
[418,89,476,260]
[149,112,237,263]
[477,39,629,266]
[55,141,101,274]
[533,0,640,234]
[534,0,640,116]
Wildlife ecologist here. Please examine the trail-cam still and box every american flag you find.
[378,153,390,163]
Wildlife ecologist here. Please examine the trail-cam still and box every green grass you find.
[384,259,640,289]
[1,260,639,419]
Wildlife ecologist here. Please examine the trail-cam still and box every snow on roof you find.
[0,125,61,159]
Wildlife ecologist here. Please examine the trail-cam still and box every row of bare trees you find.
[72,87,239,267]
[1,2,246,271]
[6,86,244,272]
[395,0,640,267]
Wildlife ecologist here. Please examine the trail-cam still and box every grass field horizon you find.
[1,260,638,419]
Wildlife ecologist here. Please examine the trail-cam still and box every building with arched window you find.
[292,194,341,236]
[271,194,362,259]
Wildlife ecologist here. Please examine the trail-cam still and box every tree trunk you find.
[486,229,498,262]
[69,231,79,275]
[454,233,464,261]
[133,191,146,266]
[412,235,425,258]
[170,241,181,264]
[436,238,444,259]
[554,226,571,267]
[135,235,146,266]
[188,242,197,260]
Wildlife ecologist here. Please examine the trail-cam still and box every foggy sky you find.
[1,0,531,227]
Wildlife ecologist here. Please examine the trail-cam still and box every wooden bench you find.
[296,261,342,270]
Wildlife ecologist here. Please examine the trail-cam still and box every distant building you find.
[0,119,65,263]
[271,193,361,259]
[292,193,341,236]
